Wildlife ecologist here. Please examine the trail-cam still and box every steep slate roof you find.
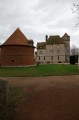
[63,33,70,37]
[2,28,33,46]
[37,42,46,49]
[37,35,65,49]
[47,35,65,44]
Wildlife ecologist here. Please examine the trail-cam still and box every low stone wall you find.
[0,80,8,108]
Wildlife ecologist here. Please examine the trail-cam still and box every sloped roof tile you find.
[37,42,46,49]
[2,28,33,46]
[47,35,65,44]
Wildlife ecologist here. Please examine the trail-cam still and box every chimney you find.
[46,35,48,42]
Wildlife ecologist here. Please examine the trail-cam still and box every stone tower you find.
[62,33,70,62]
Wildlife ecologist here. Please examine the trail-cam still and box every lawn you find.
[0,64,79,77]
[0,86,23,120]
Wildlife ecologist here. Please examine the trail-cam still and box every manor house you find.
[36,33,70,63]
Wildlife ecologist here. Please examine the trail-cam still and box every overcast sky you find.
[0,0,79,48]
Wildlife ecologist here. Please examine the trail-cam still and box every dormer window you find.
[63,37,67,40]
[53,41,56,43]
[39,46,42,49]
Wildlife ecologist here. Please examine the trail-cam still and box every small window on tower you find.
[64,37,67,40]
[11,60,14,62]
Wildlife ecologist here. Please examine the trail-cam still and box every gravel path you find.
[1,75,79,120]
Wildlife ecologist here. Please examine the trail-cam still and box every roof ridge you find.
[2,28,30,46]
[63,33,69,37]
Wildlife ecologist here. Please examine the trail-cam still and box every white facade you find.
[37,44,68,63]
[36,33,70,64]
[37,49,46,63]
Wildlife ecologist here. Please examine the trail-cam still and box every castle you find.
[36,33,70,63]
[0,30,70,66]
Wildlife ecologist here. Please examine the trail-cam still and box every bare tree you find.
[72,2,79,26]
[71,45,79,55]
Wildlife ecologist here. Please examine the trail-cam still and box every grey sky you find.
[0,0,79,48]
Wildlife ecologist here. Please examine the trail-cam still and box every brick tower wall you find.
[1,45,35,66]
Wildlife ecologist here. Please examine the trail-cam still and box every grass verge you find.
[0,64,79,77]
[0,87,23,120]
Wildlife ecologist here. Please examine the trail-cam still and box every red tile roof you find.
[2,28,32,46]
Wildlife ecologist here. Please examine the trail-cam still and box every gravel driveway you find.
[1,75,79,120]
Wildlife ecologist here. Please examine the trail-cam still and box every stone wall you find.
[37,44,66,63]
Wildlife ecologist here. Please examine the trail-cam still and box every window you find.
[39,56,40,60]
[51,46,53,49]
[58,56,59,60]
[51,56,53,60]
[40,51,43,54]
[57,50,60,54]
[39,46,42,49]
[44,56,45,60]
[51,50,53,54]
[11,60,14,62]
[64,37,67,40]
[57,45,59,49]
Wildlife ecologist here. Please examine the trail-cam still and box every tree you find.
[72,2,79,26]
[71,45,79,55]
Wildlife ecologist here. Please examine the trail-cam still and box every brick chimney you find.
[46,35,48,42]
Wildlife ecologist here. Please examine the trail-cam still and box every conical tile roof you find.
[2,28,29,46]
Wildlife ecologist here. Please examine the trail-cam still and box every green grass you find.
[0,64,79,77]
[0,87,23,120]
